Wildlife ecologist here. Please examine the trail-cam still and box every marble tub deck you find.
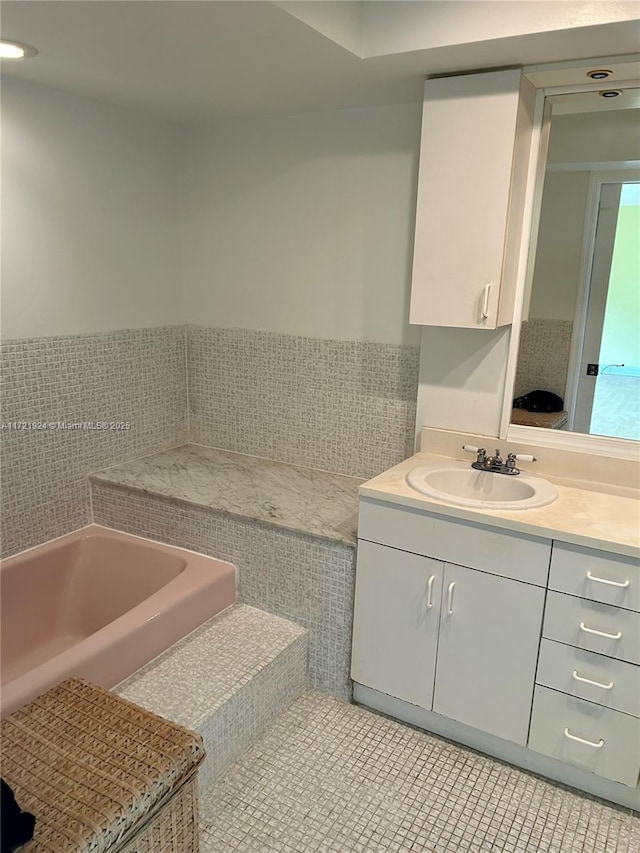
[90,444,362,546]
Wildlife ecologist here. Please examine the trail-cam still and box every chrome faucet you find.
[462,445,536,476]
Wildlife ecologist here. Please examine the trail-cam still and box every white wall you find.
[529,108,640,321]
[547,109,640,165]
[179,103,422,346]
[1,77,182,339]
[416,326,512,440]
[529,171,590,321]
[3,83,420,346]
[362,1,640,57]
[275,1,363,55]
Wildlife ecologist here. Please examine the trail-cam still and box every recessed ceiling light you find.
[0,39,38,60]
[587,69,612,80]
[599,90,622,98]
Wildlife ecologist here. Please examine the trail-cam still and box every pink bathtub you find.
[1,525,236,716]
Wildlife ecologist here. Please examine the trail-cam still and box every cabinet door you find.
[433,564,545,744]
[410,69,535,329]
[351,541,443,709]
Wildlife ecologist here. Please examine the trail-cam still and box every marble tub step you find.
[115,603,308,792]
[90,443,361,546]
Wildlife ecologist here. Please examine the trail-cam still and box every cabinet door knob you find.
[579,621,622,641]
[447,581,456,615]
[571,670,614,691]
[586,571,630,589]
[563,727,604,749]
[426,574,436,609]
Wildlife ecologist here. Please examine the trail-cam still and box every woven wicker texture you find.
[1,677,204,853]
[116,777,199,853]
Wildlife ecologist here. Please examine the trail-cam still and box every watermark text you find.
[1,421,132,431]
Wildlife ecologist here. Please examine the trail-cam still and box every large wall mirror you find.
[510,84,639,442]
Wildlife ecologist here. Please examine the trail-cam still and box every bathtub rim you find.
[1,524,237,716]
[1,521,231,564]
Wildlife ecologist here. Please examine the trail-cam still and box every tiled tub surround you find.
[91,445,360,699]
[2,324,418,556]
[187,325,420,480]
[117,604,309,792]
[0,326,187,557]
[514,318,573,400]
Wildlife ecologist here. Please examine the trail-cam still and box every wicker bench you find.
[1,677,205,852]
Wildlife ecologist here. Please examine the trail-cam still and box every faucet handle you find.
[463,445,487,465]
[510,453,537,463]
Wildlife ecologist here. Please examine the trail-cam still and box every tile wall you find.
[2,323,419,559]
[513,319,573,402]
[0,326,187,556]
[187,325,420,481]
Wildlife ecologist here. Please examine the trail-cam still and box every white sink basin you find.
[406,462,558,510]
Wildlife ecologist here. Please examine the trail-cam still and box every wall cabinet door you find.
[351,540,443,709]
[433,563,545,744]
[410,68,535,329]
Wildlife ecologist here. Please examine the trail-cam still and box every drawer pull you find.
[563,727,604,749]
[579,621,622,641]
[447,581,456,615]
[572,670,614,691]
[426,575,436,610]
[586,571,630,589]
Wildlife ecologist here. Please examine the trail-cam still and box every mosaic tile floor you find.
[200,692,639,853]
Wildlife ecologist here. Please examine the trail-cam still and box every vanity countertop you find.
[360,452,640,558]
[91,444,362,546]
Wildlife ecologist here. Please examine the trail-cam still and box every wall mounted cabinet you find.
[410,69,536,329]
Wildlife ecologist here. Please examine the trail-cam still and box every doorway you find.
[570,176,640,439]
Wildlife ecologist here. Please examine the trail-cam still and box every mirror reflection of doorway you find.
[571,179,640,439]
[511,96,640,441]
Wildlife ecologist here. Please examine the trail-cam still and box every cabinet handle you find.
[586,571,630,589]
[481,283,492,321]
[579,621,622,641]
[563,727,604,749]
[572,670,614,691]
[447,581,456,615]
[426,575,436,609]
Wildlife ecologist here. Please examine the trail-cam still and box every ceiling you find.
[2,1,640,122]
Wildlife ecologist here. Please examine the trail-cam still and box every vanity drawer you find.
[536,639,640,718]
[549,543,639,613]
[543,592,640,665]
[358,499,551,586]
[528,685,640,787]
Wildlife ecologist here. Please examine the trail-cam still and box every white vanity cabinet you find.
[433,563,545,744]
[351,541,443,710]
[410,68,536,329]
[352,500,550,745]
[352,497,640,807]
[528,542,640,788]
